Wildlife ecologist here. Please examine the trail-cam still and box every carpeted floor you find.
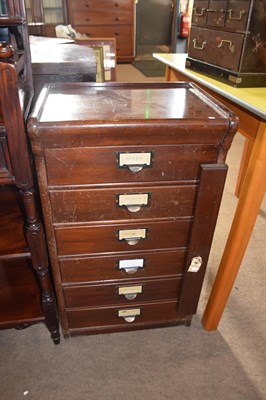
[132,59,166,77]
[0,64,265,400]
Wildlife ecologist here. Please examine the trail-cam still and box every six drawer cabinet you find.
[28,82,238,338]
[187,0,266,87]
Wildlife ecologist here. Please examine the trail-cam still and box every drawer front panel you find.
[55,220,191,256]
[64,277,181,308]
[192,0,208,26]
[206,0,227,27]
[60,250,186,283]
[189,27,216,64]
[72,10,131,25]
[45,145,217,185]
[74,26,133,55]
[67,300,180,329]
[189,27,243,70]
[50,185,196,223]
[70,0,132,13]
[213,30,244,70]
[224,0,250,31]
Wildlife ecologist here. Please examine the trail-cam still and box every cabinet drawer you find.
[206,0,227,27]
[64,277,181,308]
[45,145,217,186]
[55,220,191,256]
[50,185,196,223]
[213,30,244,71]
[59,250,186,283]
[192,0,208,26]
[75,25,133,55]
[189,27,244,71]
[70,0,132,13]
[67,300,181,330]
[72,10,131,25]
[225,0,250,31]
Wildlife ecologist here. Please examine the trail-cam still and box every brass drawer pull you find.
[118,151,152,172]
[118,228,147,245]
[217,39,235,53]
[118,285,143,300]
[206,8,224,13]
[118,308,141,322]
[117,193,149,212]
[227,9,246,20]
[192,39,206,50]
[118,258,144,274]
[193,7,206,16]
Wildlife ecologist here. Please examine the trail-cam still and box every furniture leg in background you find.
[155,54,266,330]
[202,121,266,330]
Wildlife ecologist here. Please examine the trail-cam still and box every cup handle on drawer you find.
[118,308,141,322]
[118,228,147,246]
[117,193,150,213]
[117,152,153,173]
[118,258,145,274]
[192,39,206,50]
[118,285,143,300]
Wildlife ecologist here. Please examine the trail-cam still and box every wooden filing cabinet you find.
[28,82,238,338]
[67,0,135,62]
[187,0,266,87]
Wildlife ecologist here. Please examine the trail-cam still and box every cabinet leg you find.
[21,189,60,344]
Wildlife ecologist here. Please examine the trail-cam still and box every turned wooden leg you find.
[21,188,60,344]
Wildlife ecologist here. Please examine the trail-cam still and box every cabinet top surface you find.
[32,82,233,125]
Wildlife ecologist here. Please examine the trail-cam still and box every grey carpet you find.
[132,59,166,77]
[0,133,265,400]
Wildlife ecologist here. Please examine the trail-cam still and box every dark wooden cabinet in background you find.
[28,81,238,338]
[67,0,136,62]
[0,0,59,343]
[187,0,266,87]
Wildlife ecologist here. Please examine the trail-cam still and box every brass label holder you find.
[117,192,150,212]
[118,308,141,322]
[118,228,147,245]
[118,285,143,300]
[117,151,153,172]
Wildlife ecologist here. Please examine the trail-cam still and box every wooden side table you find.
[154,53,266,330]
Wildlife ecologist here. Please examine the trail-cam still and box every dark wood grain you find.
[64,277,181,308]
[59,250,186,283]
[0,258,44,328]
[0,27,60,343]
[55,219,191,256]
[28,81,238,337]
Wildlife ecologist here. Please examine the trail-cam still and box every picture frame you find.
[75,38,116,81]
[91,46,105,82]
